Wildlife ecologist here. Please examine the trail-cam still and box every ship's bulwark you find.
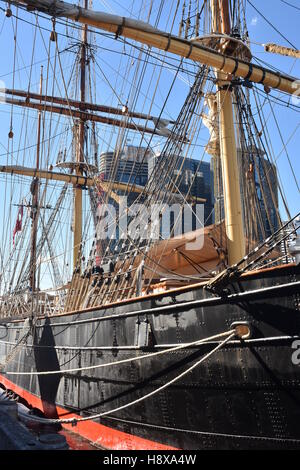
[0,264,300,450]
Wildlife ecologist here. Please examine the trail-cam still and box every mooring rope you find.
[1,329,236,376]
[5,329,237,425]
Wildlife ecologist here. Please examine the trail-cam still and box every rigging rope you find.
[247,0,298,50]
[206,211,300,293]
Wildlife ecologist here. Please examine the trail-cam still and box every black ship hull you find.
[0,263,300,450]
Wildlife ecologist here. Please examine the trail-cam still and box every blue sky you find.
[245,0,300,216]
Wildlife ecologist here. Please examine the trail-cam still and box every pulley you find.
[5,4,12,17]
[50,18,57,42]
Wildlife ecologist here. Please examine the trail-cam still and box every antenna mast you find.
[29,65,43,295]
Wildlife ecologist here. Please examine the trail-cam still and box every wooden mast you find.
[1,94,166,135]
[1,88,175,123]
[29,66,43,294]
[73,0,88,271]
[211,0,245,265]
[0,166,206,204]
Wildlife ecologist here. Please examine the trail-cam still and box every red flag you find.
[13,205,23,246]
[96,173,105,200]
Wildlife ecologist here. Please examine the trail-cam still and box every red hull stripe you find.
[0,375,177,450]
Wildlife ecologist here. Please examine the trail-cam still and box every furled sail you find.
[202,93,220,157]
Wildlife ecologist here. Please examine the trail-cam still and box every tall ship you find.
[0,0,299,450]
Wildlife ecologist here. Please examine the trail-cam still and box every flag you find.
[13,204,23,246]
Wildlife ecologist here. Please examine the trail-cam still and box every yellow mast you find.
[73,0,88,270]
[211,0,245,264]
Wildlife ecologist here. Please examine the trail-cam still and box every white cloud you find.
[251,16,258,26]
